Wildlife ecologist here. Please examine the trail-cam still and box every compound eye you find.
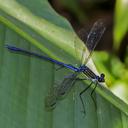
[101,73,105,78]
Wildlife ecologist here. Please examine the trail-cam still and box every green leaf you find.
[114,0,128,50]
[0,0,128,128]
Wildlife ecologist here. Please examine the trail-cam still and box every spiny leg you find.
[79,82,93,116]
[90,82,98,110]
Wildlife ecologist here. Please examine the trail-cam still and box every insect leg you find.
[90,82,98,109]
[79,81,93,116]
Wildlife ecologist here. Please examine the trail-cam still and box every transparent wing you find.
[82,20,106,64]
[45,87,58,110]
[57,73,78,97]
[74,20,106,65]
[45,73,78,109]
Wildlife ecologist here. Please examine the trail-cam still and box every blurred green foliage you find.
[114,0,128,50]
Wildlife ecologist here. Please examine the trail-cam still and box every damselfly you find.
[5,20,105,115]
